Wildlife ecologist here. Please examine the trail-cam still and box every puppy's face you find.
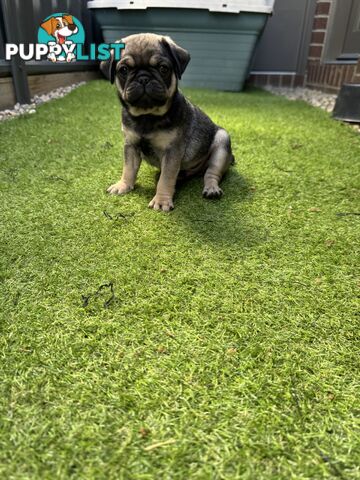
[41,15,78,43]
[56,16,78,40]
[101,34,190,115]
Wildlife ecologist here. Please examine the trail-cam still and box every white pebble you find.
[0,81,86,122]
[264,86,337,113]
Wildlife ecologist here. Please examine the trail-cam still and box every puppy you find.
[101,33,234,211]
[41,15,78,62]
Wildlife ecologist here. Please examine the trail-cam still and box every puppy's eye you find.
[56,23,61,28]
[119,65,128,76]
[159,65,169,75]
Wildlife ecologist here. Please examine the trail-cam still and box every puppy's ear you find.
[161,36,190,80]
[41,17,56,36]
[100,49,117,84]
[63,15,74,25]
[100,40,124,84]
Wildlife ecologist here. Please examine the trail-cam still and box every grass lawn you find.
[0,81,359,479]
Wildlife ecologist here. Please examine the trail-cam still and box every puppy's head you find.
[101,33,190,116]
[41,15,78,43]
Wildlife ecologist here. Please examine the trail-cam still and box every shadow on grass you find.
[176,170,264,248]
[131,166,265,249]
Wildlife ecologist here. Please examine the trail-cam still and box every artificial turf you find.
[0,81,359,479]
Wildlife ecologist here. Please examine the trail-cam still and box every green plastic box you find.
[87,0,274,91]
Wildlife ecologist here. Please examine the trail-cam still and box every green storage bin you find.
[87,0,274,91]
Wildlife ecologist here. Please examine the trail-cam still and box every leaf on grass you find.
[325,239,335,247]
[156,345,167,354]
[226,347,237,355]
[336,212,360,217]
[103,210,136,223]
[81,282,115,308]
[139,427,151,438]
[143,439,176,451]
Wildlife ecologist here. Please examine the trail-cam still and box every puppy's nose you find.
[68,23,77,31]
[137,75,150,85]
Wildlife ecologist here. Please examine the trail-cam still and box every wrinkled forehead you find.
[121,35,168,66]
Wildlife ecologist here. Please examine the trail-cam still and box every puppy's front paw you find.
[66,53,76,63]
[48,53,57,63]
[148,194,174,212]
[107,181,133,195]
[202,185,223,199]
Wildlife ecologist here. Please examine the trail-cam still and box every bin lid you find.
[87,0,275,14]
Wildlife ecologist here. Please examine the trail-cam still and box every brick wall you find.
[306,0,359,92]
[249,0,360,92]
[248,72,305,89]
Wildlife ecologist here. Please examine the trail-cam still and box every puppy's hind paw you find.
[202,185,223,199]
[107,181,133,195]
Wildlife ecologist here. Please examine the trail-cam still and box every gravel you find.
[264,86,360,133]
[0,82,86,122]
[2,82,358,134]
[263,86,337,113]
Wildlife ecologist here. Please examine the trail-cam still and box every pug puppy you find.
[101,33,234,211]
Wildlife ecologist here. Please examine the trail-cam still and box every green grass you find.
[0,81,359,479]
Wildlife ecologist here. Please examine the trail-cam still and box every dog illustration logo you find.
[38,13,85,63]
[6,14,121,63]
